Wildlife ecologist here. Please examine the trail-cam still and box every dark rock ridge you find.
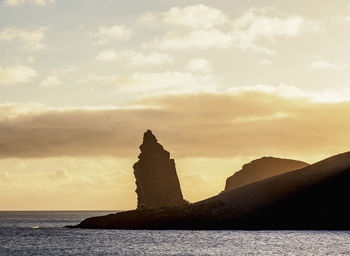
[133,130,186,209]
[225,157,309,192]
[72,151,350,230]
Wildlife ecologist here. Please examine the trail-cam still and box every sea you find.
[0,211,349,256]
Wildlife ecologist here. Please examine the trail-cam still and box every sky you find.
[1,0,350,210]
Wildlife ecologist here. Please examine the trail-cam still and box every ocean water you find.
[0,211,349,256]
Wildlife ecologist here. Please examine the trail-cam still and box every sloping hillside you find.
[225,157,308,192]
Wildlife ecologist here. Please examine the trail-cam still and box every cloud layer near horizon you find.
[1,91,349,160]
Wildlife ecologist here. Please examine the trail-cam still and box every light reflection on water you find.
[0,211,349,256]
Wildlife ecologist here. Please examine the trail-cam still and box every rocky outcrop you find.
[72,151,350,230]
[225,157,308,192]
[133,130,187,209]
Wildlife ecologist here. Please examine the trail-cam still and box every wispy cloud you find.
[0,27,49,50]
[96,50,174,66]
[143,28,233,50]
[185,58,212,73]
[125,51,174,67]
[96,50,117,61]
[310,60,347,70]
[0,65,37,86]
[162,4,228,29]
[77,71,219,96]
[3,0,55,7]
[93,25,133,44]
[259,59,272,65]
[48,169,69,180]
[40,75,63,87]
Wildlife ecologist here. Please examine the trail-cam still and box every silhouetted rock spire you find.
[133,130,187,209]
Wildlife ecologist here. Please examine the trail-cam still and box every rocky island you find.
[70,130,350,230]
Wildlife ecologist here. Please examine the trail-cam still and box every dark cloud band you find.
[0,92,349,159]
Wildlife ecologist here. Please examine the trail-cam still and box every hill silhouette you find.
[225,157,308,192]
[70,131,350,230]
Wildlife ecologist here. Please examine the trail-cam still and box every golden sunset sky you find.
[1,0,350,210]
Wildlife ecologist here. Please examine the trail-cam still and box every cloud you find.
[49,65,77,77]
[0,65,37,86]
[0,90,350,159]
[77,71,219,96]
[144,6,322,53]
[94,25,132,44]
[227,84,306,99]
[96,50,173,66]
[162,4,228,29]
[310,60,347,70]
[185,58,212,73]
[40,75,63,87]
[3,0,55,6]
[0,157,136,210]
[123,72,218,95]
[0,27,48,50]
[137,12,159,26]
[48,169,69,180]
[0,172,12,182]
[232,8,322,39]
[227,84,348,103]
[230,8,323,53]
[76,74,133,86]
[144,29,233,50]
[259,59,272,65]
[125,51,174,67]
[96,50,117,61]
